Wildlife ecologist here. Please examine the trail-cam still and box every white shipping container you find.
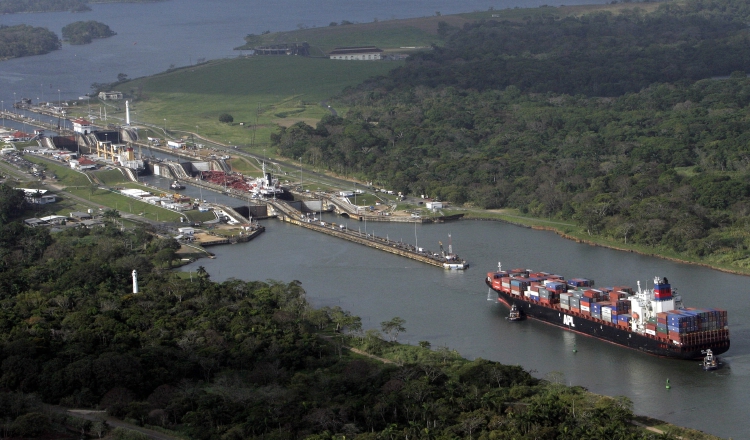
[560,304,570,310]
[581,305,590,312]
[646,329,657,336]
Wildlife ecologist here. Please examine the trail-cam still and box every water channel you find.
[180,218,749,438]
[2,0,748,436]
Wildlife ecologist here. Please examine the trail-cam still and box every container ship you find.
[486,263,729,359]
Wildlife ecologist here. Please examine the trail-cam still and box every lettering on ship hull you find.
[563,315,575,327]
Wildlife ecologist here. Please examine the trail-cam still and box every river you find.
[2,0,748,437]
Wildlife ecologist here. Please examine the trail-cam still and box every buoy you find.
[573,343,577,353]
[666,378,671,389]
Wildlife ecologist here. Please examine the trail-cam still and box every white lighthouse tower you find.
[132,269,139,294]
[125,100,130,125]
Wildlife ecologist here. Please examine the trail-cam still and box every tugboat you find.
[439,234,469,270]
[171,180,185,190]
[702,349,719,371]
[507,304,524,321]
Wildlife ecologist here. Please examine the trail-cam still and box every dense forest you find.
[0,185,674,439]
[62,20,116,45]
[272,0,750,271]
[0,24,60,59]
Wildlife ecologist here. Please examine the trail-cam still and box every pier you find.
[1,109,68,133]
[267,199,466,269]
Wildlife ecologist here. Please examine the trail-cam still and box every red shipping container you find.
[570,306,580,313]
[540,298,551,305]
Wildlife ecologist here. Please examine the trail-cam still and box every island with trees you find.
[270,0,750,273]
[0,0,89,14]
[0,24,61,60]
[61,20,116,45]
[0,0,164,14]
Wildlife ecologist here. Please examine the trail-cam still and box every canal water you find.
[180,218,749,439]
[3,0,748,436]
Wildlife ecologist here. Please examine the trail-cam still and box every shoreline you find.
[467,214,750,277]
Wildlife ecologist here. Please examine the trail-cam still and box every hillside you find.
[117,56,403,148]
[235,2,660,56]
[269,0,750,273]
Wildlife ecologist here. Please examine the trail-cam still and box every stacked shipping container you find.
[489,270,724,341]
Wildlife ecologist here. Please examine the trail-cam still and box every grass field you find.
[24,156,92,187]
[237,3,660,54]
[67,187,184,223]
[459,2,660,20]
[117,56,403,148]
[91,169,128,185]
[238,17,458,55]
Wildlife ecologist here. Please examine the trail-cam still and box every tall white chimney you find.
[132,269,139,294]
[125,100,130,125]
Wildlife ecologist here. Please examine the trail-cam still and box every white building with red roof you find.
[72,118,93,134]
[2,131,33,141]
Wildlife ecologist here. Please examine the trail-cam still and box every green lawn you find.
[24,156,92,187]
[241,20,444,55]
[68,187,184,223]
[113,57,403,147]
[459,2,660,20]
[91,169,129,185]
[183,210,217,223]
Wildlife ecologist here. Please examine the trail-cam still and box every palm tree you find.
[102,208,120,223]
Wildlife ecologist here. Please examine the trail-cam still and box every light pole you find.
[299,157,302,191]
[1,100,3,127]
[13,92,16,115]
[58,89,61,107]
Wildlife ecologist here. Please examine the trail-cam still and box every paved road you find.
[45,405,181,440]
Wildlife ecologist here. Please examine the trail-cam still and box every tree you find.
[0,185,26,225]
[218,113,234,124]
[117,73,128,82]
[103,208,121,223]
[10,412,49,438]
[380,316,406,342]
